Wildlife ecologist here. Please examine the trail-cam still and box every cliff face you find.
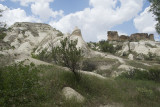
[107,31,155,41]
[3,22,89,56]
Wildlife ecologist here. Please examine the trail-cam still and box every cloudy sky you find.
[0,0,159,41]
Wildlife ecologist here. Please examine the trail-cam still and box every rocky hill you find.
[0,22,160,107]
[3,22,89,55]
[0,22,160,77]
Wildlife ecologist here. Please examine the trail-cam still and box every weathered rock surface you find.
[62,87,85,103]
[119,35,130,41]
[128,54,134,60]
[3,22,90,56]
[107,31,119,41]
[107,31,155,41]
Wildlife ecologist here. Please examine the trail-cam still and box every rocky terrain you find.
[0,22,160,76]
[107,31,160,60]
[0,22,160,107]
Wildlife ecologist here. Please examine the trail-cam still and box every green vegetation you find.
[52,37,83,81]
[118,68,160,82]
[99,40,115,53]
[0,31,6,40]
[148,0,160,34]
[82,57,118,72]
[0,63,160,107]
[0,62,44,106]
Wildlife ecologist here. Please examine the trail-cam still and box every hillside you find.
[0,22,160,107]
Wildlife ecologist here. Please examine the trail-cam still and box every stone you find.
[62,87,85,103]
[148,34,155,41]
[119,35,129,41]
[118,64,134,71]
[71,26,82,36]
[128,54,134,60]
[107,31,155,42]
[136,53,144,60]
[107,31,119,41]
[130,33,148,41]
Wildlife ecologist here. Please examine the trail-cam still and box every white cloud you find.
[31,0,63,21]
[134,6,160,41]
[0,0,5,2]
[11,0,63,21]
[0,4,41,26]
[50,0,144,42]
[11,0,53,6]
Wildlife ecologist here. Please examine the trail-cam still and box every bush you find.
[82,59,97,71]
[148,68,160,82]
[0,62,43,106]
[118,68,160,82]
[118,69,149,80]
[99,40,115,53]
[136,87,153,100]
[144,52,156,61]
[31,49,52,62]
[0,32,6,40]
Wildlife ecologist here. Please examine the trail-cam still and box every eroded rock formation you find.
[107,31,155,41]
[107,31,119,41]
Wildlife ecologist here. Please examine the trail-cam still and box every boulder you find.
[62,87,85,103]
[128,54,134,60]
[107,31,119,41]
[136,53,144,60]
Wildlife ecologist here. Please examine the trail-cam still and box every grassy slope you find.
[35,65,160,107]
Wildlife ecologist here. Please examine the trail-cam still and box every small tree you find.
[52,37,83,81]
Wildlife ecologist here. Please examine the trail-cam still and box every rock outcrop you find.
[3,22,90,57]
[107,31,155,41]
[107,31,119,41]
[62,87,85,103]
[119,35,130,41]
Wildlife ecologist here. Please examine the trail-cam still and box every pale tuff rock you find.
[3,23,89,57]
[128,54,134,60]
[4,22,58,55]
[118,41,160,57]
[62,87,85,103]
[118,64,134,71]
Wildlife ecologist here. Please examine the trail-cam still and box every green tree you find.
[148,0,160,34]
[52,37,83,81]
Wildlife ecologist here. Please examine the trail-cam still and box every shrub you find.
[31,49,52,62]
[99,40,115,53]
[82,59,97,71]
[0,62,43,106]
[144,52,156,61]
[118,68,160,82]
[136,87,153,99]
[0,32,6,40]
[118,69,149,80]
[148,68,160,82]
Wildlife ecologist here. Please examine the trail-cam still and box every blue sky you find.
[0,0,159,41]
